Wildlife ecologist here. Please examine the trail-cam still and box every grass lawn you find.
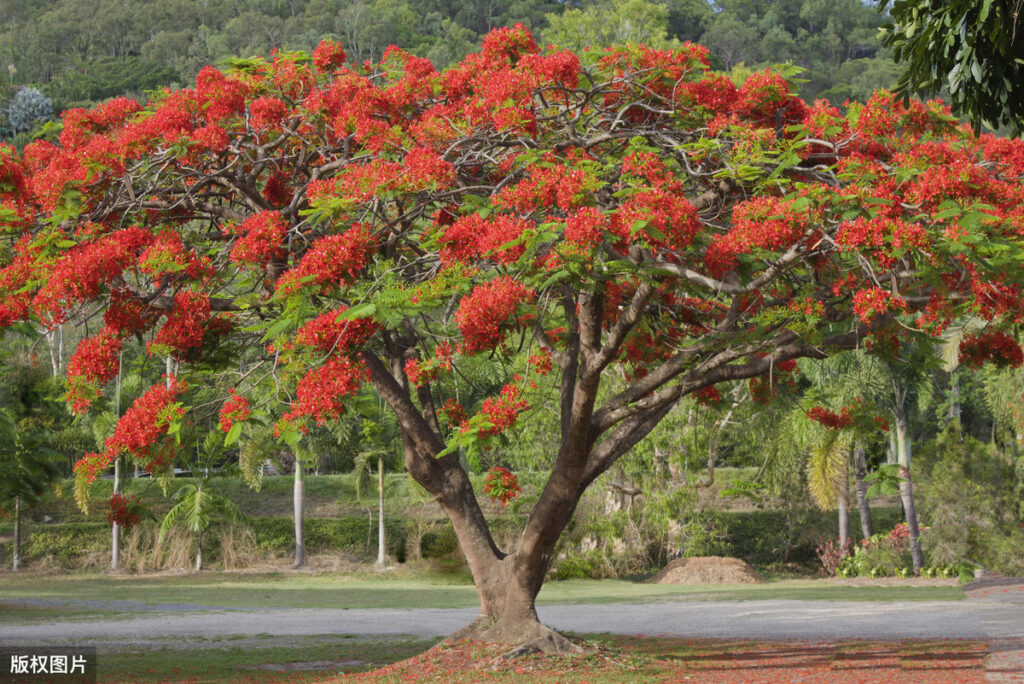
[93,634,437,683]
[0,570,963,624]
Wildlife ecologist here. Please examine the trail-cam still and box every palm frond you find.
[806,431,851,510]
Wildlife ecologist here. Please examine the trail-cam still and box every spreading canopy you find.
[1,25,1023,643]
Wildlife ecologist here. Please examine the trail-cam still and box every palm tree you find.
[158,434,246,571]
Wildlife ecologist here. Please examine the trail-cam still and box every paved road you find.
[2,588,1022,648]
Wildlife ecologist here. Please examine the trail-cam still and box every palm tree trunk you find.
[294,460,305,567]
[894,415,924,571]
[377,455,385,566]
[853,443,873,538]
[195,531,203,572]
[13,495,21,572]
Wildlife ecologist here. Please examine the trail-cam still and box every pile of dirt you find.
[648,556,763,584]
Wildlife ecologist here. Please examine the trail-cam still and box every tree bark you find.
[13,495,21,572]
[853,444,873,539]
[838,466,850,552]
[195,532,203,572]
[111,456,121,571]
[294,460,305,567]
[377,455,385,567]
[894,416,924,571]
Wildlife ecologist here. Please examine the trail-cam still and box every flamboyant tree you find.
[2,27,1024,649]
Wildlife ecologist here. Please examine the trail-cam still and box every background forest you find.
[0,0,896,140]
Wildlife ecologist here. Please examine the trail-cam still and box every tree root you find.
[449,615,584,657]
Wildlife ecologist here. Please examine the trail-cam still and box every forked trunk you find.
[853,444,873,538]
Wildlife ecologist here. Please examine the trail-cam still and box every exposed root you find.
[450,615,583,657]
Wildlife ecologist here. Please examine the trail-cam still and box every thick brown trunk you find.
[853,444,873,538]
[450,554,580,654]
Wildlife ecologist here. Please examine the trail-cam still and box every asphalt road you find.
[2,587,1022,648]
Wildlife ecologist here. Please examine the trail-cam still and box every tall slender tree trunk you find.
[112,351,122,570]
[294,460,305,567]
[894,415,924,571]
[853,443,873,538]
[111,458,121,570]
[838,461,850,552]
[377,455,385,567]
[195,532,203,572]
[12,495,21,572]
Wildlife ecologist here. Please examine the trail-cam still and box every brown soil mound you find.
[649,556,763,584]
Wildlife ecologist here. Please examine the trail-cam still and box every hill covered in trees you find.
[0,0,896,138]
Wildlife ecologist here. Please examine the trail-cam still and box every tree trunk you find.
[377,455,385,567]
[13,495,21,572]
[195,532,203,572]
[894,416,924,571]
[294,460,305,567]
[838,469,850,552]
[111,457,121,571]
[853,444,873,538]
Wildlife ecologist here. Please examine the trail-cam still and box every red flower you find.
[483,466,522,505]
[219,390,251,433]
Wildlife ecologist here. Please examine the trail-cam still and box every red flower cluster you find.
[150,291,211,357]
[528,351,552,376]
[249,96,289,130]
[219,390,251,433]
[313,40,347,73]
[73,376,187,478]
[106,493,142,529]
[276,225,376,296]
[693,385,722,406]
[33,226,154,325]
[439,398,467,426]
[282,357,366,425]
[483,466,522,506]
[959,330,1024,369]
[749,359,798,403]
[476,383,529,438]
[807,406,853,430]
[852,287,906,324]
[65,329,123,414]
[441,213,533,264]
[229,211,287,267]
[293,307,378,353]
[705,197,808,277]
[735,70,808,128]
[455,277,534,354]
[104,290,158,337]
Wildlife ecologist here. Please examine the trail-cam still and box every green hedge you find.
[251,516,410,560]
[1,508,908,572]
[721,507,904,566]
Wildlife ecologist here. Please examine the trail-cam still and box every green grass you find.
[94,634,436,683]
[0,571,963,625]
